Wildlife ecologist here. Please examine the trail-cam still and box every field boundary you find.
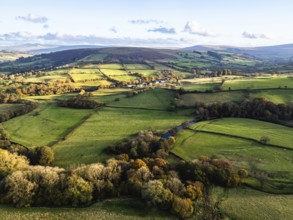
[50,110,96,147]
[105,105,168,111]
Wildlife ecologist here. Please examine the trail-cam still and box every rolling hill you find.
[0,47,264,74]
[184,44,293,61]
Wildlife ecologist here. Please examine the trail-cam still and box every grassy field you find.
[109,88,175,110]
[179,82,220,91]
[177,91,246,106]
[129,69,159,76]
[0,198,174,220]
[249,89,293,104]
[111,75,138,82]
[100,69,129,76]
[211,187,293,220]
[223,76,293,90]
[99,64,123,69]
[124,64,151,70]
[190,118,293,149]
[2,103,92,147]
[25,74,69,83]
[53,107,193,167]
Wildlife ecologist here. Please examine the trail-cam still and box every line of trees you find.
[59,94,104,109]
[0,101,38,122]
[6,81,80,96]
[195,97,293,123]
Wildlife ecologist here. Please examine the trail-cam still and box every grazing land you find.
[211,187,293,220]
[0,198,174,220]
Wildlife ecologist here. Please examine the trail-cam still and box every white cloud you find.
[16,14,48,23]
[129,19,163,25]
[242,32,269,39]
[184,21,215,37]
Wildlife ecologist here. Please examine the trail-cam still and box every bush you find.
[0,149,29,179]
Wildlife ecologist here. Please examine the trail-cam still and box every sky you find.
[0,0,293,48]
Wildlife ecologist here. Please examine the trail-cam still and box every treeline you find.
[6,81,80,96]
[59,95,104,109]
[195,97,293,122]
[0,131,248,219]
[0,101,38,122]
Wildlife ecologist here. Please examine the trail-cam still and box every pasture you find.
[222,76,293,90]
[109,88,175,110]
[53,107,193,167]
[99,64,124,69]
[211,187,293,220]
[124,64,151,70]
[0,198,174,220]
[190,118,293,149]
[176,91,246,106]
[2,103,92,147]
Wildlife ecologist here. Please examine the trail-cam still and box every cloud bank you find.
[148,27,176,34]
[242,32,269,39]
[129,19,162,25]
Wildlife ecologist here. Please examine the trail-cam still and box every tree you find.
[0,149,29,179]
[36,146,55,165]
[171,196,194,219]
[141,180,173,209]
[260,136,270,144]
[64,174,93,206]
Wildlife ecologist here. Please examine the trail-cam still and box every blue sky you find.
[0,0,292,47]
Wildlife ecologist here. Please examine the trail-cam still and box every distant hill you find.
[0,51,31,63]
[2,46,289,74]
[0,44,105,54]
[183,44,293,61]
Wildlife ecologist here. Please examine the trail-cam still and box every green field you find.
[212,187,293,220]
[191,118,293,149]
[69,68,105,82]
[2,103,92,147]
[249,89,293,104]
[0,198,174,220]
[177,91,246,106]
[180,82,220,91]
[99,64,124,69]
[124,64,151,70]
[109,89,175,110]
[100,69,128,76]
[53,107,193,167]
[223,76,293,90]
[25,74,69,83]
[111,75,138,82]
[129,69,159,76]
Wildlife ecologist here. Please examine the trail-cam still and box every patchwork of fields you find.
[1,71,293,219]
